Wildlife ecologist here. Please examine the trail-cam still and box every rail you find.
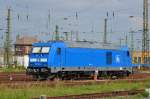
[32,89,145,99]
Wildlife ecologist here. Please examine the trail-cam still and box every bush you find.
[141,91,149,98]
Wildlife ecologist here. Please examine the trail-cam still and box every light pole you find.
[52,16,75,41]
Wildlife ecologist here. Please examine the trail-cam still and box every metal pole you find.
[142,0,149,64]
[4,8,11,67]
[55,25,59,41]
[130,31,134,53]
[76,32,79,41]
[63,32,69,41]
[104,18,107,44]
[125,35,128,46]
[119,38,122,47]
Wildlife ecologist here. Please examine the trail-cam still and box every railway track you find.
[32,89,144,99]
[0,72,33,82]
[127,73,150,79]
[0,72,150,85]
[0,72,148,99]
[0,79,148,89]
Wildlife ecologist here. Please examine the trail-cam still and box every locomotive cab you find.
[26,41,66,79]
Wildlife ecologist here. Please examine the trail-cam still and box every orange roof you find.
[15,36,38,45]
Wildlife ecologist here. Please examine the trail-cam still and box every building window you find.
[144,57,148,64]
[148,57,150,64]
[133,57,137,64]
[143,57,150,64]
[138,57,141,64]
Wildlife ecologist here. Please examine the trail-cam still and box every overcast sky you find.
[0,0,145,48]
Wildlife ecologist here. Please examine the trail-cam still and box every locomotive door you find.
[106,52,112,65]
[56,48,62,67]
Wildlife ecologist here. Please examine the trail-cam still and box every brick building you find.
[14,36,38,68]
[132,51,150,64]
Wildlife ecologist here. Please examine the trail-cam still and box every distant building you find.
[14,36,38,68]
[132,51,150,64]
[0,47,15,67]
[0,48,4,67]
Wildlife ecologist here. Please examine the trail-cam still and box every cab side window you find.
[57,48,61,55]
[127,51,130,56]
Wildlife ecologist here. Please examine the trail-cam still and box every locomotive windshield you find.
[41,47,50,53]
[32,47,41,53]
[32,47,50,53]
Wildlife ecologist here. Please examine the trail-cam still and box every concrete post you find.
[40,95,46,99]
[94,70,98,81]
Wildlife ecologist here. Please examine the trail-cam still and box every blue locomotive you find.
[27,41,133,80]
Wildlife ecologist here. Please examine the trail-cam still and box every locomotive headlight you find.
[30,58,37,62]
[40,58,47,62]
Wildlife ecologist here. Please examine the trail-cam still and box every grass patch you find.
[0,66,26,72]
[0,80,149,99]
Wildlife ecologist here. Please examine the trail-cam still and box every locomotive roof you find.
[34,40,128,50]
[64,41,121,50]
